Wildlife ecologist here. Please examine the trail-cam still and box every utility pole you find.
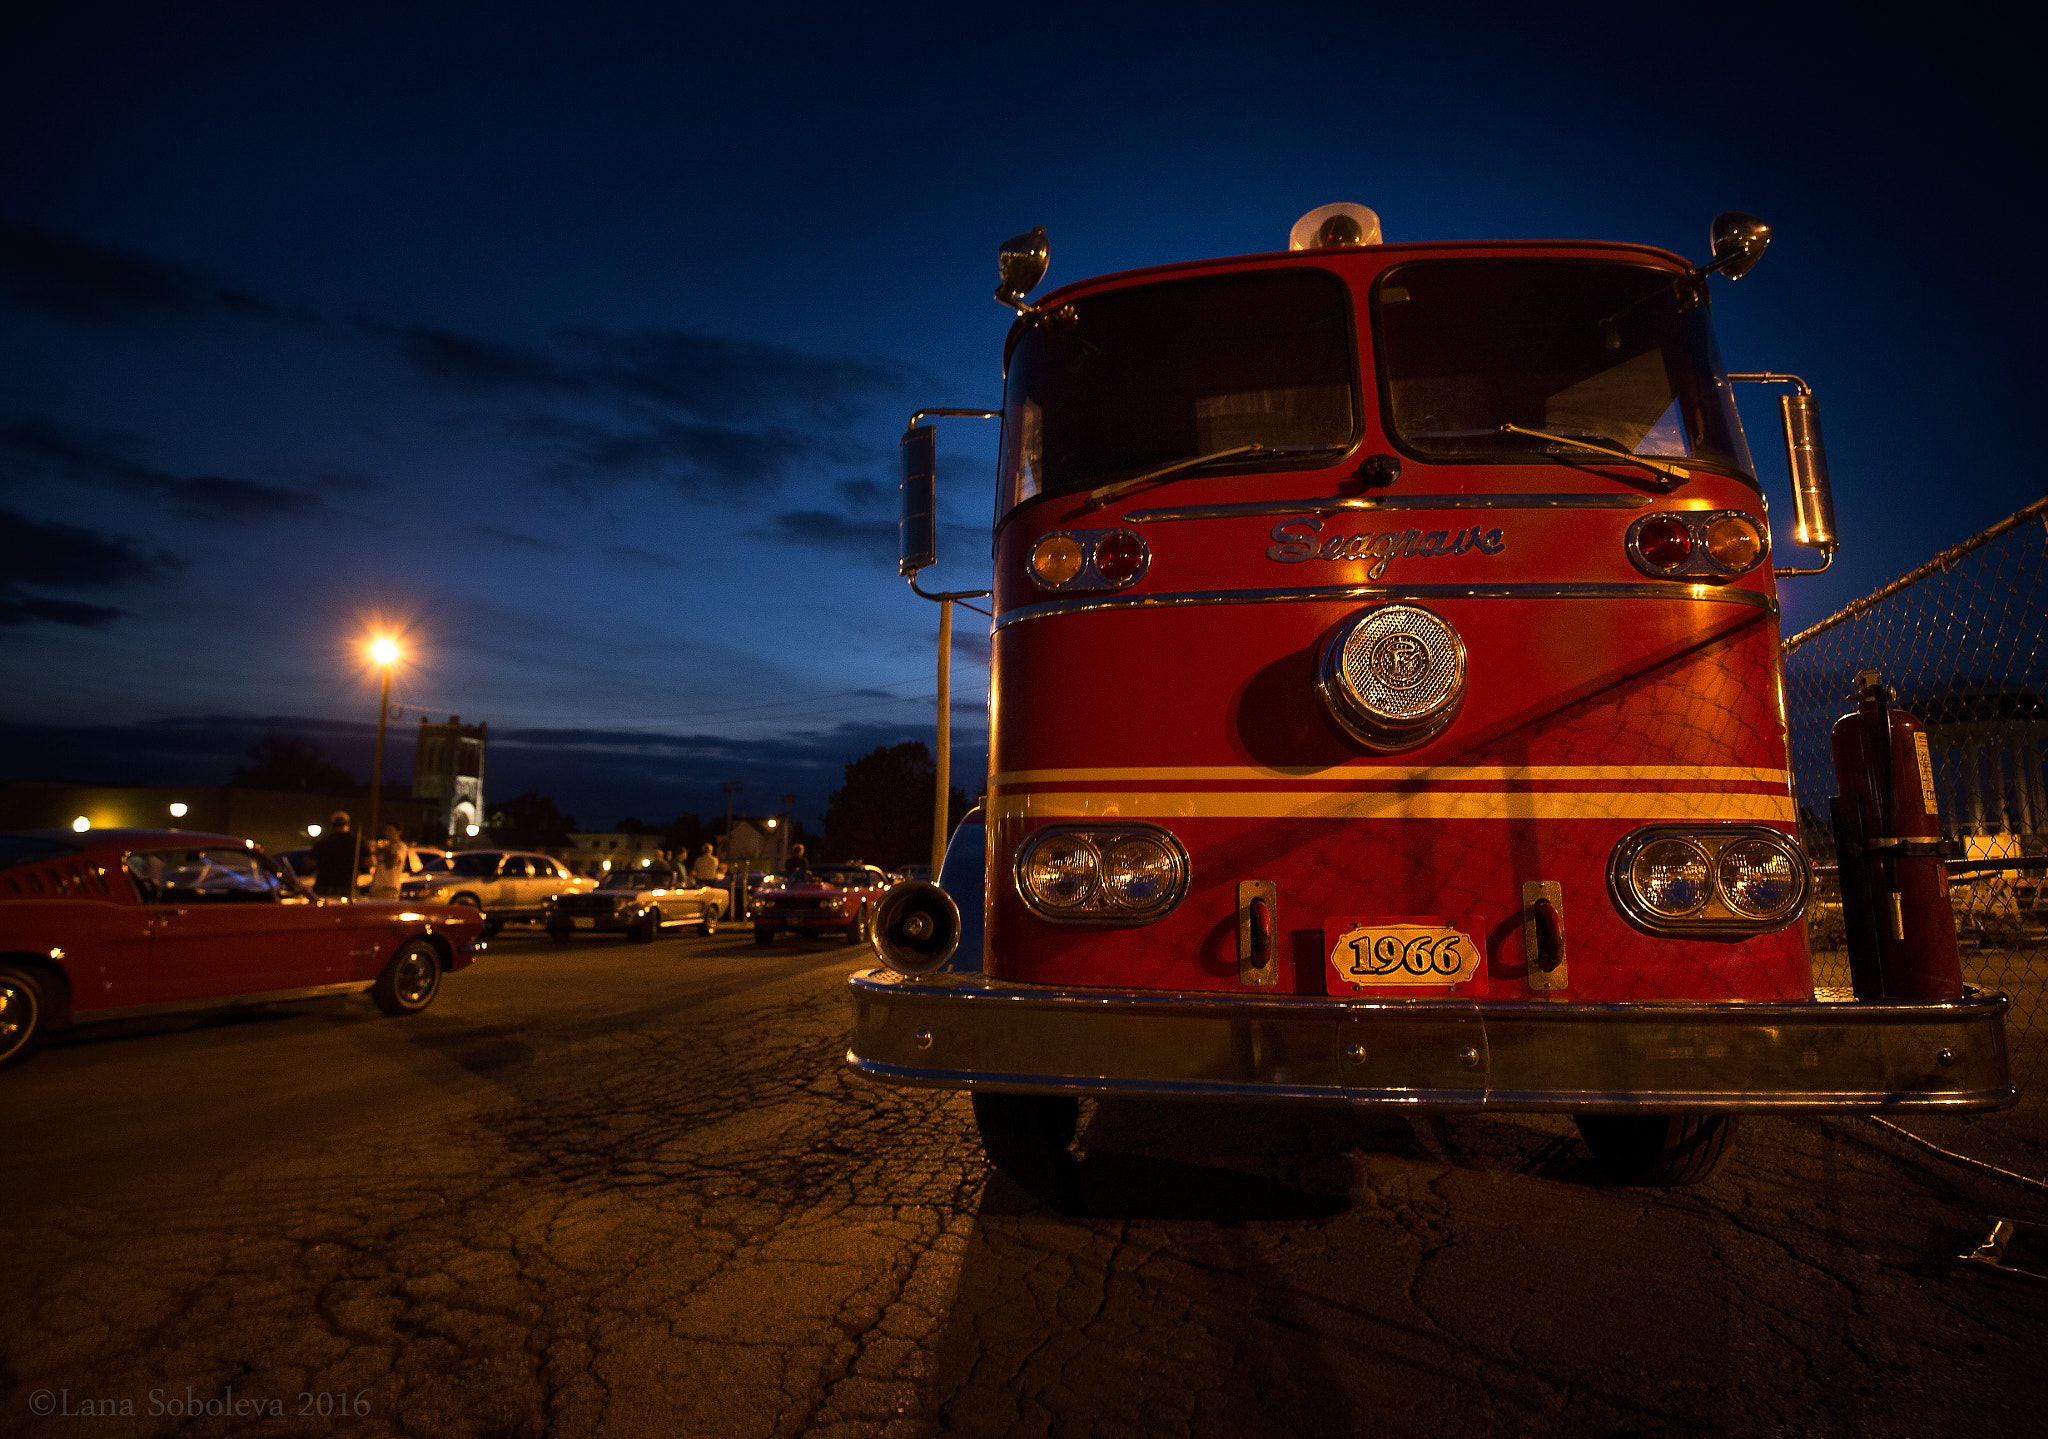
[719,780,743,918]
[780,793,795,872]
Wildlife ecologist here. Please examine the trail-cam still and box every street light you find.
[362,634,401,899]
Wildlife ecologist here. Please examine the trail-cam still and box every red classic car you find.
[752,863,893,946]
[0,828,486,1070]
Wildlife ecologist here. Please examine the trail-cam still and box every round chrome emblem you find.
[1318,605,1466,750]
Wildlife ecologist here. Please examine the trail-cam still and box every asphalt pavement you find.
[4,926,2046,1438]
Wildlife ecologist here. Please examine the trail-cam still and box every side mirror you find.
[899,424,938,577]
[1707,212,1770,280]
[1730,372,1836,571]
[995,225,1049,312]
[1779,390,1838,552]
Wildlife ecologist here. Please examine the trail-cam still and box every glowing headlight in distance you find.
[1703,513,1763,572]
[1716,837,1800,919]
[1103,834,1177,909]
[1030,534,1085,587]
[1021,833,1097,908]
[1629,838,1711,918]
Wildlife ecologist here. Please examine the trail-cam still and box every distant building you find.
[564,831,667,874]
[0,781,438,856]
[412,715,486,845]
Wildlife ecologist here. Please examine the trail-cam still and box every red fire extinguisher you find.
[1827,669,1962,1000]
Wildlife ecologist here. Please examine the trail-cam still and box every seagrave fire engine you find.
[850,205,2013,1189]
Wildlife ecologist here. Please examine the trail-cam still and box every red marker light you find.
[1093,531,1147,584]
[1636,515,1693,569]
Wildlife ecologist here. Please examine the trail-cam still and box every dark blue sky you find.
[3,1,2039,827]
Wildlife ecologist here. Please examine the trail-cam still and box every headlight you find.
[1609,826,1807,934]
[1628,838,1712,918]
[1015,826,1188,923]
[1103,835,1178,909]
[1318,604,1466,751]
[1716,837,1801,921]
[1020,833,1097,909]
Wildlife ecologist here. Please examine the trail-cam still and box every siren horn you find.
[869,879,963,977]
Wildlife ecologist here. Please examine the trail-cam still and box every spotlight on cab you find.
[869,880,963,977]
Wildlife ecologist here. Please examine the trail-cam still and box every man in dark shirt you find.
[308,811,361,898]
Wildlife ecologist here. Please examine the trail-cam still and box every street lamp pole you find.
[362,637,399,899]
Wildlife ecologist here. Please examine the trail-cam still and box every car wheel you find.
[546,922,574,944]
[0,964,51,1071]
[754,926,774,947]
[972,1092,1080,1202]
[372,940,443,1016]
[632,907,660,943]
[1574,1113,1737,1187]
[699,904,719,937]
[843,906,868,945]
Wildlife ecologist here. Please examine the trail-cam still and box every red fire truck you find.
[852,205,2012,1189]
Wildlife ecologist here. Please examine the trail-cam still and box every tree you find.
[489,792,575,848]
[821,741,972,866]
[612,816,657,834]
[661,811,707,856]
[231,733,356,793]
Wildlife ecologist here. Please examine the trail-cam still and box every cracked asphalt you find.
[5,927,2046,1438]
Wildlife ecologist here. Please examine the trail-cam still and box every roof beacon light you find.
[1290,203,1383,251]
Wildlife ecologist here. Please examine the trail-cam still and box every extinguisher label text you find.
[1913,731,1938,815]
[1267,517,1506,580]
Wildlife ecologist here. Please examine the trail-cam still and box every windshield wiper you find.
[1085,443,1345,510]
[1497,424,1691,488]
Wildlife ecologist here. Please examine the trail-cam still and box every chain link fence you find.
[1783,495,2048,1178]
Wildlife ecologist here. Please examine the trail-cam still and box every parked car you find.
[0,828,487,1070]
[546,863,729,942]
[752,863,893,946]
[399,850,595,933]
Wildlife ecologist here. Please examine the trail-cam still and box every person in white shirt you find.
[690,844,723,886]
[369,823,410,900]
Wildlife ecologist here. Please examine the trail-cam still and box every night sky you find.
[3,2,2039,830]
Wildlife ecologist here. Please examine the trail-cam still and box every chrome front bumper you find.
[847,970,2014,1112]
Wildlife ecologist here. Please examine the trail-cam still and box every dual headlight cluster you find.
[1014,826,1189,922]
[1608,826,1807,934]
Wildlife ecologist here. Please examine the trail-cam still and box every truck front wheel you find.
[972,1092,1080,1201]
[1575,1113,1735,1187]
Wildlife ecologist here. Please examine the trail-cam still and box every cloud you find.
[0,507,187,589]
[0,217,282,324]
[395,323,921,426]
[0,506,188,629]
[0,416,319,523]
[607,544,680,569]
[479,525,567,553]
[754,507,984,561]
[0,589,128,628]
[834,478,886,510]
[758,509,899,557]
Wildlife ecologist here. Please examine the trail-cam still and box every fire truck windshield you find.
[1000,268,1359,516]
[1375,261,1753,478]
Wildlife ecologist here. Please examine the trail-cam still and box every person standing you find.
[691,843,723,886]
[308,812,361,899]
[369,822,409,900]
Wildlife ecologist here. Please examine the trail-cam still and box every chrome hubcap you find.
[395,952,435,1004]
